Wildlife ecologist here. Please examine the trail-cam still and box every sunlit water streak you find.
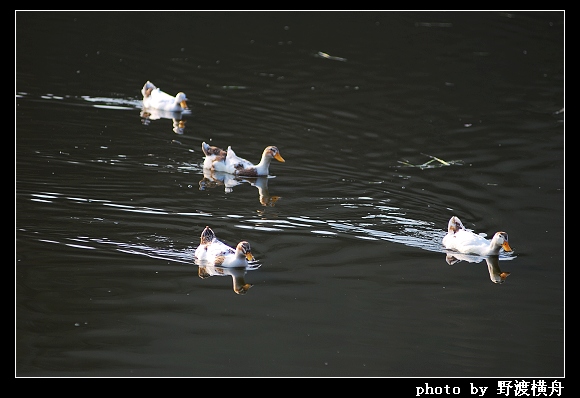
[17,91,143,110]
[22,183,516,267]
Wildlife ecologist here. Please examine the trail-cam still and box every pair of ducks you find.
[193,142,284,290]
[191,217,513,293]
[142,82,514,283]
[142,81,285,177]
[192,217,513,293]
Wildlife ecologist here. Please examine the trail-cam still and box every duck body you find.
[194,226,255,268]
[201,142,284,177]
[442,216,513,257]
[141,81,188,112]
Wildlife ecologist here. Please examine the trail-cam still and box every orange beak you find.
[180,100,188,109]
[502,241,513,252]
[274,153,285,162]
[245,252,255,261]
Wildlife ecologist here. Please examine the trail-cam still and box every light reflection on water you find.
[17,91,143,110]
[22,169,517,272]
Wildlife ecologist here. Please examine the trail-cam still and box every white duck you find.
[201,142,285,177]
[442,216,513,256]
[194,226,255,268]
[141,81,188,112]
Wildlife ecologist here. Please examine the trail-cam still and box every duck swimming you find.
[442,216,513,256]
[194,226,255,268]
[201,142,285,177]
[141,81,188,112]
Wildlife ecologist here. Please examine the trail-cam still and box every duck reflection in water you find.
[445,252,511,284]
[140,108,188,135]
[199,169,280,206]
[196,262,256,294]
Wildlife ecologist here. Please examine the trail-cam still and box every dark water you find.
[16,11,564,377]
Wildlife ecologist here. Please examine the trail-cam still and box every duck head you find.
[237,241,255,261]
[175,92,188,109]
[264,146,285,163]
[492,231,513,252]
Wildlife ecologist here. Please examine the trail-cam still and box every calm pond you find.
[16,11,564,377]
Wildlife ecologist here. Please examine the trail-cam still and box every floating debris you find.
[316,51,347,62]
[396,153,463,169]
[414,22,453,28]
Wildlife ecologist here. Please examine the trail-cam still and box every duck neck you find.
[487,241,502,256]
[254,157,271,175]
[234,247,247,260]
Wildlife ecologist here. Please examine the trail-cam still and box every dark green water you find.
[16,11,564,377]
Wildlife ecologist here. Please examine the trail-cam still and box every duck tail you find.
[448,216,465,234]
[202,142,227,159]
[200,225,215,244]
[142,81,156,97]
[201,142,211,156]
